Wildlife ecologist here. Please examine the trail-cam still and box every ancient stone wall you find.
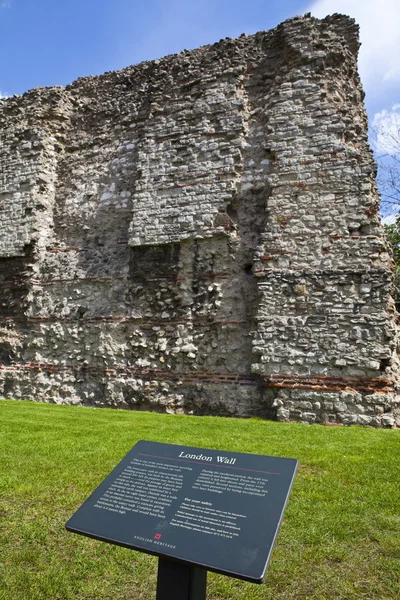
[1,13,399,426]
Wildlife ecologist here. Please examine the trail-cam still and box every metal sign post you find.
[156,558,207,600]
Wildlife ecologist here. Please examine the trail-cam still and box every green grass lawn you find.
[0,399,399,600]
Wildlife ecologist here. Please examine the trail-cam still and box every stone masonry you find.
[0,13,399,426]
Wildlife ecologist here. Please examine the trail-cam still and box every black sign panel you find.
[66,441,297,583]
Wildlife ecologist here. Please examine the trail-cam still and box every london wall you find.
[0,13,399,426]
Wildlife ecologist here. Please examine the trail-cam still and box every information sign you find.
[66,440,297,583]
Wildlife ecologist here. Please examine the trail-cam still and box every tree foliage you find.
[383,221,400,303]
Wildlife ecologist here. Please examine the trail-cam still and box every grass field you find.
[0,399,399,600]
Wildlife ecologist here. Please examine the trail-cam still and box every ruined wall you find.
[1,13,399,426]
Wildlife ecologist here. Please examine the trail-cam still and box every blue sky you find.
[0,0,304,96]
[0,0,399,201]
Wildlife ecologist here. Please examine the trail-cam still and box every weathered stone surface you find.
[0,13,399,426]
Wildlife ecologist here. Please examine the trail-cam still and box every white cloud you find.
[0,91,9,99]
[382,213,397,225]
[308,0,400,89]
[372,105,400,155]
